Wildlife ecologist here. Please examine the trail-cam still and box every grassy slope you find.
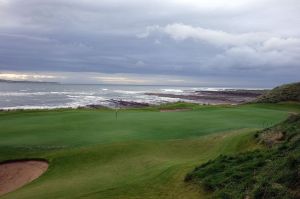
[0,103,299,199]
[185,113,300,199]
[256,82,300,103]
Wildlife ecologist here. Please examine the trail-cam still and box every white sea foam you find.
[0,92,48,96]
[113,90,145,94]
[161,89,184,93]
[0,91,102,97]
[1,95,108,110]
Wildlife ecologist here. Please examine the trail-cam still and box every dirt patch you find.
[0,160,48,196]
[259,131,285,147]
[160,108,192,112]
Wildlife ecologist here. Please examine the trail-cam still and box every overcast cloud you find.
[0,0,299,86]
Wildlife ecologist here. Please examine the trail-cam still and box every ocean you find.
[0,82,263,110]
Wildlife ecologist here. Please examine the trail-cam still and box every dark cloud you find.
[0,0,299,86]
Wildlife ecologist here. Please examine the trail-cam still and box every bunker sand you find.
[0,160,48,196]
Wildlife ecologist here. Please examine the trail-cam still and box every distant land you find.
[0,79,59,84]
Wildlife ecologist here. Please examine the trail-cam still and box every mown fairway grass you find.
[0,103,300,199]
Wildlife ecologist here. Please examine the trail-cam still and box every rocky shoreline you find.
[146,89,267,105]
[107,99,150,108]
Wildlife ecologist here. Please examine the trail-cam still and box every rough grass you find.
[185,114,300,199]
[256,82,300,103]
[0,103,299,199]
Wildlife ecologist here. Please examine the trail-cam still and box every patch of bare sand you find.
[0,160,48,196]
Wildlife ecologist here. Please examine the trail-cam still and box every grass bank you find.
[185,113,300,199]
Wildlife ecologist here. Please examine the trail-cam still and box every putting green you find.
[0,103,299,199]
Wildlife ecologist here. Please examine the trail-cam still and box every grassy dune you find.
[256,82,300,103]
[0,103,300,199]
[186,114,300,198]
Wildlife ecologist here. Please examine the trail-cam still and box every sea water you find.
[0,83,263,110]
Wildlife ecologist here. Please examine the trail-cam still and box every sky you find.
[0,0,299,87]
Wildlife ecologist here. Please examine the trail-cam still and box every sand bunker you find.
[0,160,48,196]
